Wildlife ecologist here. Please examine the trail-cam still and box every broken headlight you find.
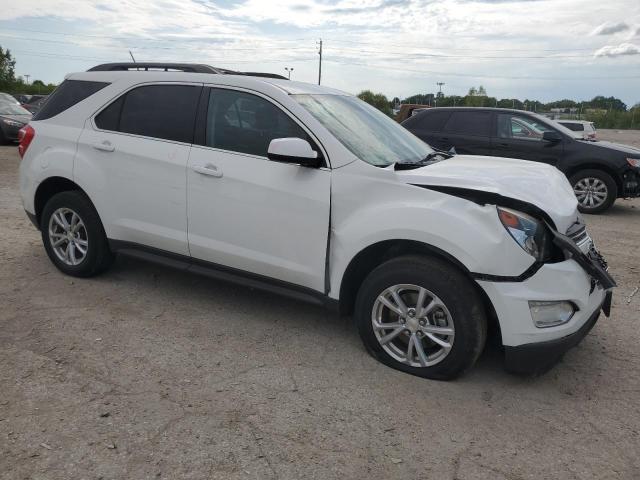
[497,207,552,262]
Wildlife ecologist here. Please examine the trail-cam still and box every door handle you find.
[92,140,115,152]
[192,163,223,178]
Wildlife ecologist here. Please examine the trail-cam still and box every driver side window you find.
[497,114,544,141]
[205,88,310,157]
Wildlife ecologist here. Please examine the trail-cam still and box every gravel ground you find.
[1,131,639,479]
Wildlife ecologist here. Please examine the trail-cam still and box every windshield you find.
[293,94,434,167]
[0,101,31,115]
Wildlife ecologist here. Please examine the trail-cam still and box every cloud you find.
[592,21,629,35]
[594,43,640,57]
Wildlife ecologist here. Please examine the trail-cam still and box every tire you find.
[40,191,113,277]
[355,255,487,380]
[0,128,8,145]
[569,169,617,214]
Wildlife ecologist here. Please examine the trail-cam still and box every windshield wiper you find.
[394,151,453,170]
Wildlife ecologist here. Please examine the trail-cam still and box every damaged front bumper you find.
[477,229,615,375]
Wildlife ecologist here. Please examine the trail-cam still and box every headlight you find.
[497,207,552,261]
[627,158,640,168]
[1,118,23,127]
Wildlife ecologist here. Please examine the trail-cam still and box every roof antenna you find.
[129,50,136,63]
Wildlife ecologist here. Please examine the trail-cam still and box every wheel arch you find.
[34,176,90,227]
[337,239,501,341]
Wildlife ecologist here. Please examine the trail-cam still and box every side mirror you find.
[267,138,320,168]
[542,130,563,143]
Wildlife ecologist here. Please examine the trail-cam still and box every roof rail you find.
[242,72,288,80]
[87,63,234,74]
[87,63,289,80]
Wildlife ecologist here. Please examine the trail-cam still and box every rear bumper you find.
[504,291,611,374]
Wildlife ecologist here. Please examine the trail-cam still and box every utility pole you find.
[24,74,30,85]
[285,67,294,80]
[317,38,323,85]
[436,82,445,95]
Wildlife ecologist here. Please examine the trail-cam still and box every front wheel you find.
[355,255,487,380]
[570,169,617,214]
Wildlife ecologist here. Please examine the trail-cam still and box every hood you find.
[0,114,31,124]
[578,139,640,156]
[397,155,579,232]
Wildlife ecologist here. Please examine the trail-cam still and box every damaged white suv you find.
[19,63,615,379]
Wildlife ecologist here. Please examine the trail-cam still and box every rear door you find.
[186,86,330,291]
[492,113,564,165]
[75,83,202,255]
[437,110,493,155]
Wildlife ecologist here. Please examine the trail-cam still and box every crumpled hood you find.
[397,155,579,232]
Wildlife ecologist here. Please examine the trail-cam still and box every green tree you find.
[357,90,393,116]
[586,96,626,112]
[0,46,16,91]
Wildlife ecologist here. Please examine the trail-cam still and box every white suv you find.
[18,63,615,379]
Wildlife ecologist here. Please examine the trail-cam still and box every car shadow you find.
[100,254,578,384]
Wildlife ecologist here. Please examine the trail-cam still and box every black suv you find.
[402,107,640,213]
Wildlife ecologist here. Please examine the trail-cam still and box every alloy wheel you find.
[372,284,455,367]
[48,207,89,266]
[573,177,608,209]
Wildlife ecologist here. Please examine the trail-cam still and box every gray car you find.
[0,101,31,143]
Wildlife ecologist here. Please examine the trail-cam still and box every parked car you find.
[13,94,33,105]
[22,95,49,115]
[402,108,640,213]
[19,63,615,379]
[0,92,21,105]
[0,101,31,143]
[557,120,597,140]
[395,103,431,122]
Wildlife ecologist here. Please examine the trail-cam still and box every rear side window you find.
[404,110,451,132]
[96,84,201,143]
[443,111,491,137]
[33,80,109,121]
[564,123,583,132]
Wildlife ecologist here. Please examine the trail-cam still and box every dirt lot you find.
[1,131,639,479]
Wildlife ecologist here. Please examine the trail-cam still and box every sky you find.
[1,0,639,106]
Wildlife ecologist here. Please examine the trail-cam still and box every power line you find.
[324,59,640,81]
[325,37,600,53]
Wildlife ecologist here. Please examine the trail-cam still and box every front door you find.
[187,87,330,292]
[492,113,564,165]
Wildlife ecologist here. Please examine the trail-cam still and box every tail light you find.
[18,125,35,158]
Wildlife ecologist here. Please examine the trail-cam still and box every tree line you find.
[0,46,57,95]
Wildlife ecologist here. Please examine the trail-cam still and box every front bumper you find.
[478,232,615,374]
[1,123,24,141]
[622,169,640,197]
[504,291,611,374]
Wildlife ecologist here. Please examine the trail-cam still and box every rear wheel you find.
[570,169,617,214]
[41,191,113,277]
[355,255,487,380]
